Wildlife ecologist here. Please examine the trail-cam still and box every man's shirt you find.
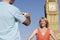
[0,2,26,40]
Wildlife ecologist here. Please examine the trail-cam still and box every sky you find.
[13,0,60,40]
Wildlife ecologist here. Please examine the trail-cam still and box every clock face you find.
[49,4,56,11]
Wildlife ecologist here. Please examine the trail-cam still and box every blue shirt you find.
[0,2,26,40]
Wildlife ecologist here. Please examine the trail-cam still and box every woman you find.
[28,17,57,40]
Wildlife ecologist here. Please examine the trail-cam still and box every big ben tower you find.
[45,0,60,40]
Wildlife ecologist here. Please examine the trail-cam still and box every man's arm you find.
[11,7,31,26]
[23,12,31,26]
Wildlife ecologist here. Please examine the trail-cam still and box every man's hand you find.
[23,12,31,26]
[24,12,30,18]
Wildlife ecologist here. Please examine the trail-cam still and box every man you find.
[0,0,31,40]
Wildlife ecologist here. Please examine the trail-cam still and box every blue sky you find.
[13,0,60,40]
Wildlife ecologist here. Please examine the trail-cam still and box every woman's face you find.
[40,19,46,27]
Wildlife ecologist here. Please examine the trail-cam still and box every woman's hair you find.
[39,17,49,28]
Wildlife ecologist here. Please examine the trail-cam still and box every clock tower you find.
[45,0,60,40]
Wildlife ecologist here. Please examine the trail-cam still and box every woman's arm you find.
[28,29,37,40]
[50,30,57,40]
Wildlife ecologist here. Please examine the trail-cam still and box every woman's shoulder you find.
[33,28,39,34]
[47,28,53,34]
[47,27,51,30]
[47,28,52,31]
[34,29,38,32]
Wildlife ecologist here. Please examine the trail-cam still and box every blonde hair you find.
[39,17,49,28]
